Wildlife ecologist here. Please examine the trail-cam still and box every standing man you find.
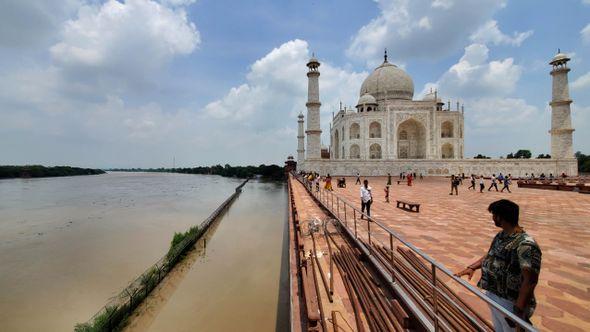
[468,174,476,190]
[449,174,459,195]
[501,176,512,193]
[360,180,372,219]
[479,175,485,193]
[455,199,541,331]
[387,173,392,186]
[488,174,499,191]
[355,172,361,185]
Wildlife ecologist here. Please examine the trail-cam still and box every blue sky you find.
[0,0,589,168]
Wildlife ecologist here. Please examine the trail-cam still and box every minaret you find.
[305,54,322,159]
[549,50,575,159]
[297,113,305,164]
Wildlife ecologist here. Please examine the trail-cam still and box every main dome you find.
[360,61,414,101]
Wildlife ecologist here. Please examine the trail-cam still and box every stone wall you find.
[299,158,578,177]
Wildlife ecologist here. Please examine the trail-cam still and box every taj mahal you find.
[296,51,578,177]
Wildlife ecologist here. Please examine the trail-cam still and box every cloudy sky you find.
[1,0,589,168]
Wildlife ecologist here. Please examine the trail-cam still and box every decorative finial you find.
[384,48,388,62]
[557,48,560,54]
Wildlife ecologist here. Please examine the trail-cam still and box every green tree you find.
[514,149,532,159]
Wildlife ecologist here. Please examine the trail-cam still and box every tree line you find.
[110,164,285,180]
[0,165,105,179]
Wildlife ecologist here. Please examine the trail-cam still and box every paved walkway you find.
[330,176,590,331]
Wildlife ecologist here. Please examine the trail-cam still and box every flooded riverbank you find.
[0,172,286,331]
[124,181,288,331]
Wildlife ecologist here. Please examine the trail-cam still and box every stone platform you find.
[328,176,590,331]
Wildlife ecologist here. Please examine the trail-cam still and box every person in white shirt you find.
[360,180,372,219]
[488,174,499,191]
[479,175,485,193]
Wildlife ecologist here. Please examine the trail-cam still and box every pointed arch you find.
[350,123,360,139]
[369,143,382,159]
[369,121,381,138]
[350,144,360,159]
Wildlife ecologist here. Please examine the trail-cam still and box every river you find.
[0,172,288,331]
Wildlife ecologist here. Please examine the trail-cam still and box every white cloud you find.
[418,17,432,30]
[431,0,454,9]
[347,0,507,65]
[571,71,590,90]
[470,20,533,46]
[581,23,590,44]
[424,43,522,98]
[160,0,197,6]
[50,0,200,76]
[203,39,368,151]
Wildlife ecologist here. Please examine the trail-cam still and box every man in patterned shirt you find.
[455,199,542,331]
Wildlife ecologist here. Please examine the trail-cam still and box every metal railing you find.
[296,174,536,332]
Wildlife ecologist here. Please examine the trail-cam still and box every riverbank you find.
[0,172,243,331]
[0,165,105,179]
[109,164,285,181]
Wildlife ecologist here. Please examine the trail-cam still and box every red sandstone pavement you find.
[329,176,590,331]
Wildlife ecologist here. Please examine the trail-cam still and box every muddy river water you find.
[0,172,288,331]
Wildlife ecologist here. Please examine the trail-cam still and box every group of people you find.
[299,171,543,331]
[451,173,514,195]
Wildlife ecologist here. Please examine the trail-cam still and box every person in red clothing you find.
[407,173,413,186]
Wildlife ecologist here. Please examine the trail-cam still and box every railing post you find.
[337,198,339,219]
[368,218,371,245]
[353,210,357,238]
[344,205,347,227]
[432,263,439,331]
[389,233,395,282]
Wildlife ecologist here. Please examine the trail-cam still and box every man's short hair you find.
[488,199,519,226]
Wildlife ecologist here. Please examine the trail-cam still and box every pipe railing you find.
[296,174,536,332]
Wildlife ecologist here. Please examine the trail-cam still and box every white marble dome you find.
[360,61,414,101]
[550,52,569,65]
[356,93,377,106]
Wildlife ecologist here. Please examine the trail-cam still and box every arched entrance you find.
[442,143,454,159]
[369,143,382,159]
[350,123,360,139]
[397,119,426,159]
[369,121,381,138]
[350,144,360,159]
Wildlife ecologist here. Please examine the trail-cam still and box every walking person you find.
[387,173,392,186]
[468,174,476,190]
[449,174,459,195]
[479,175,485,193]
[355,172,361,185]
[455,199,541,332]
[384,185,390,203]
[325,174,333,191]
[501,176,512,193]
[488,174,499,191]
[360,180,373,219]
[407,173,413,186]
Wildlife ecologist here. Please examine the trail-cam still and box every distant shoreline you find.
[109,164,285,180]
[0,165,105,179]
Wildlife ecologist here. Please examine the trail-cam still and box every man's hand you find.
[454,267,475,280]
